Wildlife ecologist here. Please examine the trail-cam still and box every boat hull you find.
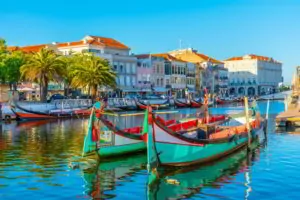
[174,99,190,108]
[190,99,202,108]
[97,131,146,158]
[136,100,169,110]
[152,121,264,167]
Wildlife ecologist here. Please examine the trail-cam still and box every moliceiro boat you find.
[82,102,147,158]
[11,99,93,120]
[135,99,170,110]
[146,97,266,167]
[174,99,190,108]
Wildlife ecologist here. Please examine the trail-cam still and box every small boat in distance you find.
[190,99,203,108]
[174,99,190,108]
[11,99,93,120]
[135,99,170,110]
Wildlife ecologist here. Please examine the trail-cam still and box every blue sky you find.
[0,0,299,83]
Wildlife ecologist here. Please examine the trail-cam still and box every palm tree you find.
[20,48,65,102]
[70,53,116,99]
[60,53,77,97]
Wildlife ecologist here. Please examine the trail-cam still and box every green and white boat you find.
[146,98,266,167]
[82,102,147,158]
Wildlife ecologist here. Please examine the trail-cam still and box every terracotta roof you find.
[8,35,130,52]
[57,41,87,47]
[87,35,129,49]
[7,46,20,51]
[136,54,165,59]
[195,53,223,64]
[225,54,281,63]
[8,44,48,53]
[152,53,186,62]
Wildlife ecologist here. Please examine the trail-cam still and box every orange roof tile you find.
[7,44,47,53]
[88,35,129,49]
[225,54,281,63]
[152,53,186,62]
[20,44,48,53]
[136,54,166,59]
[195,53,224,64]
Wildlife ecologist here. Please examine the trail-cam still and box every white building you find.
[10,35,137,95]
[224,54,283,96]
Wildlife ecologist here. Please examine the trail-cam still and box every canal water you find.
[1,101,300,199]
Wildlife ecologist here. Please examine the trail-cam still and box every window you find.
[137,74,142,81]
[156,65,159,73]
[132,76,136,85]
[119,63,124,73]
[126,76,131,86]
[126,63,131,74]
[132,63,136,74]
[166,79,170,85]
[113,62,118,71]
[119,75,124,86]
[161,78,163,86]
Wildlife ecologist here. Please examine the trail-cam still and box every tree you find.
[70,54,116,99]
[20,48,65,102]
[0,38,8,84]
[4,51,27,90]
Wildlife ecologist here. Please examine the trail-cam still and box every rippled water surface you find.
[1,101,300,199]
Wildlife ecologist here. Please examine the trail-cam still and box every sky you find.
[0,0,299,83]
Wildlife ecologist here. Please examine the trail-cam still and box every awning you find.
[153,87,169,93]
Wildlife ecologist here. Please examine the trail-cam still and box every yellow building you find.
[169,48,228,96]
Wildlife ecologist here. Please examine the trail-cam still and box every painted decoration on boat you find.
[99,122,114,147]
[82,101,104,156]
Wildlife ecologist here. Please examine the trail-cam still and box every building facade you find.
[224,54,283,96]
[136,54,165,92]
[153,54,187,97]
[9,35,137,94]
[169,48,228,96]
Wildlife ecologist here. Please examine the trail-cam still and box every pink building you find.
[136,54,165,91]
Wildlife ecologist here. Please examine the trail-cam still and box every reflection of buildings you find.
[224,54,283,96]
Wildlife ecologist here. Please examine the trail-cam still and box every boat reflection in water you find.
[81,154,147,199]
[147,139,264,200]
[80,139,264,200]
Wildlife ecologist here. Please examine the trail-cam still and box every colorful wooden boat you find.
[11,101,93,120]
[135,99,170,110]
[146,102,265,167]
[190,99,202,108]
[82,102,147,158]
[174,99,190,108]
